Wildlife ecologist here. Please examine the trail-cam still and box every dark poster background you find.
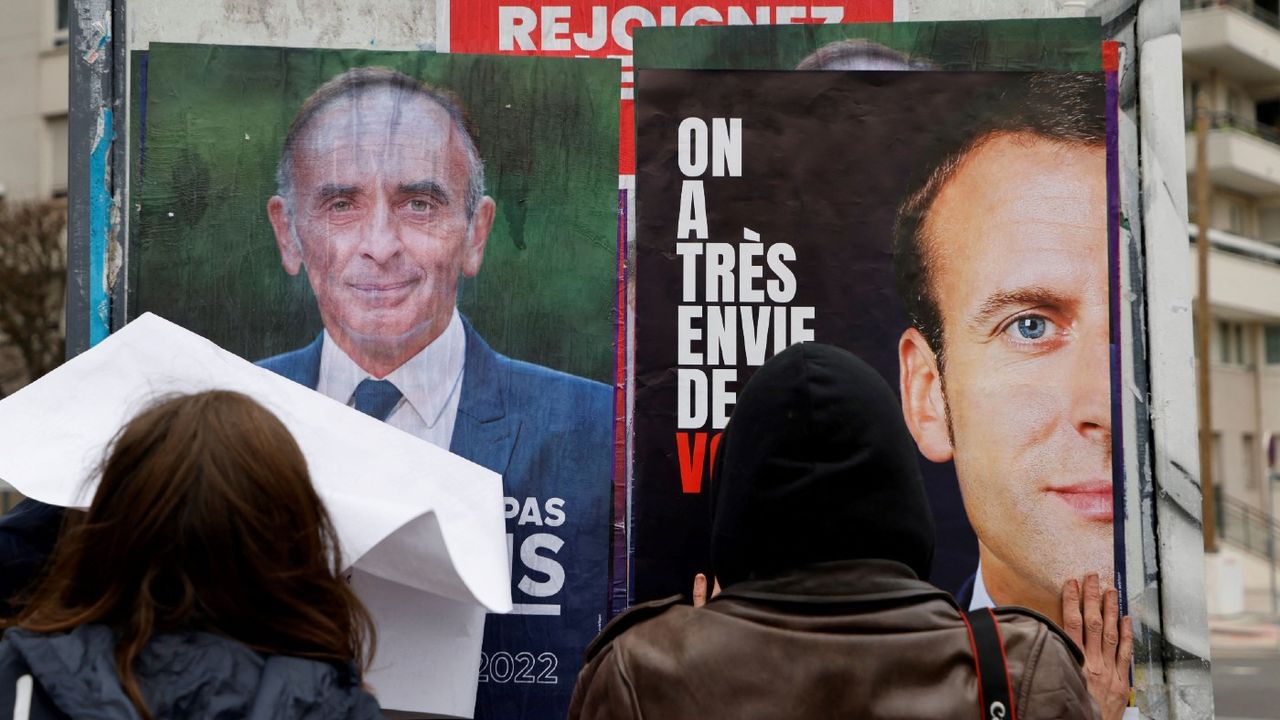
[632,69,1112,602]
[632,17,1104,72]
[629,18,1104,601]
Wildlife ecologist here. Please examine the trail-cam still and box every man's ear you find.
[462,196,495,278]
[898,327,954,463]
[267,196,303,276]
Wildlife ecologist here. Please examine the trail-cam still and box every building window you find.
[1227,198,1248,236]
[1244,434,1258,489]
[1212,432,1224,493]
[1269,432,1279,475]
[1259,99,1280,133]
[1259,206,1280,242]
[1229,205,1243,235]
[54,0,69,46]
[1217,320,1254,366]
[1266,325,1280,365]
[47,116,68,198]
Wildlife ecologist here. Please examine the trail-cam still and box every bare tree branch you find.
[0,198,68,389]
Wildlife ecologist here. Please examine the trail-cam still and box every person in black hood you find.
[708,339,935,587]
[569,342,1126,720]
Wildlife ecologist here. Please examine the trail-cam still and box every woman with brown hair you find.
[0,390,382,719]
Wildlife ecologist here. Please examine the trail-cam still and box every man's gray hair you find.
[795,40,932,72]
[275,66,486,219]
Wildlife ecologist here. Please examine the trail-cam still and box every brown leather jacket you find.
[569,560,1099,720]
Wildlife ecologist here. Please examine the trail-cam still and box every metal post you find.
[1271,469,1278,620]
[66,0,117,360]
[1196,84,1217,553]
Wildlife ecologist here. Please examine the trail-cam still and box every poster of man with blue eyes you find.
[631,67,1118,627]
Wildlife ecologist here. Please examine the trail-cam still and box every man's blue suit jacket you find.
[259,317,614,719]
[257,317,612,489]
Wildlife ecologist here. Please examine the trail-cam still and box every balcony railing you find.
[1183,0,1280,28]
[1186,110,1280,147]
[1192,227,1280,266]
[1217,487,1280,565]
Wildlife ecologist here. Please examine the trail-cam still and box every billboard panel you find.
[632,67,1121,635]
[134,43,619,719]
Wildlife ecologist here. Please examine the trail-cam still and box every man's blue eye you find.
[1013,317,1047,339]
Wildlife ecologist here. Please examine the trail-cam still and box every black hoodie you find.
[710,342,935,587]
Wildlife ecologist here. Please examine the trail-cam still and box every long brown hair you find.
[14,390,375,717]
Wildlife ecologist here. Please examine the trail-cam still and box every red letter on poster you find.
[676,432,707,494]
[676,431,725,494]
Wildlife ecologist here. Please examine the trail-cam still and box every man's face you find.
[899,133,1111,605]
[267,88,494,375]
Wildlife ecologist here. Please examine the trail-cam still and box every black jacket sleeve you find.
[0,638,67,720]
[0,500,66,612]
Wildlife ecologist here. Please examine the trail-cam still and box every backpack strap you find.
[961,607,1019,720]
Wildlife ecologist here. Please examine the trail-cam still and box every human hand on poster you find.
[691,573,721,608]
[1061,574,1133,720]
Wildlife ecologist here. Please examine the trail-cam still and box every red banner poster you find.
[437,1,894,174]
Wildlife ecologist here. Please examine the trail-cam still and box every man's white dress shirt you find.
[316,309,466,450]
[970,560,996,611]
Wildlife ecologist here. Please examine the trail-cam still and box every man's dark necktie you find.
[351,378,403,422]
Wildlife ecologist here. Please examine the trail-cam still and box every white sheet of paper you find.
[0,313,511,718]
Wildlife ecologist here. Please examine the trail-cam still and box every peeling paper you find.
[81,21,111,64]
[0,314,511,716]
[88,109,113,345]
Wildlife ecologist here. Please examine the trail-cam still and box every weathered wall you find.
[69,1,1207,716]
[127,0,439,52]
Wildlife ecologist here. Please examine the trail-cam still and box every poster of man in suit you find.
[132,43,619,719]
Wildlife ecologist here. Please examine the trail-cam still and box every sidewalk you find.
[1211,616,1280,720]
[1211,613,1280,654]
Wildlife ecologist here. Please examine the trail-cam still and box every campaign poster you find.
[436,0,894,175]
[133,43,618,719]
[632,16,1105,73]
[627,18,1109,602]
[632,67,1122,634]
[437,0,895,615]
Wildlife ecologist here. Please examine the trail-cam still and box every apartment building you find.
[1182,0,1280,524]
[0,2,67,507]
[0,0,69,204]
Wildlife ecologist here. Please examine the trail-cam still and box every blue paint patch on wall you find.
[88,108,112,346]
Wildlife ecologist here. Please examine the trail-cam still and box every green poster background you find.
[632,18,1103,72]
[133,43,619,383]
